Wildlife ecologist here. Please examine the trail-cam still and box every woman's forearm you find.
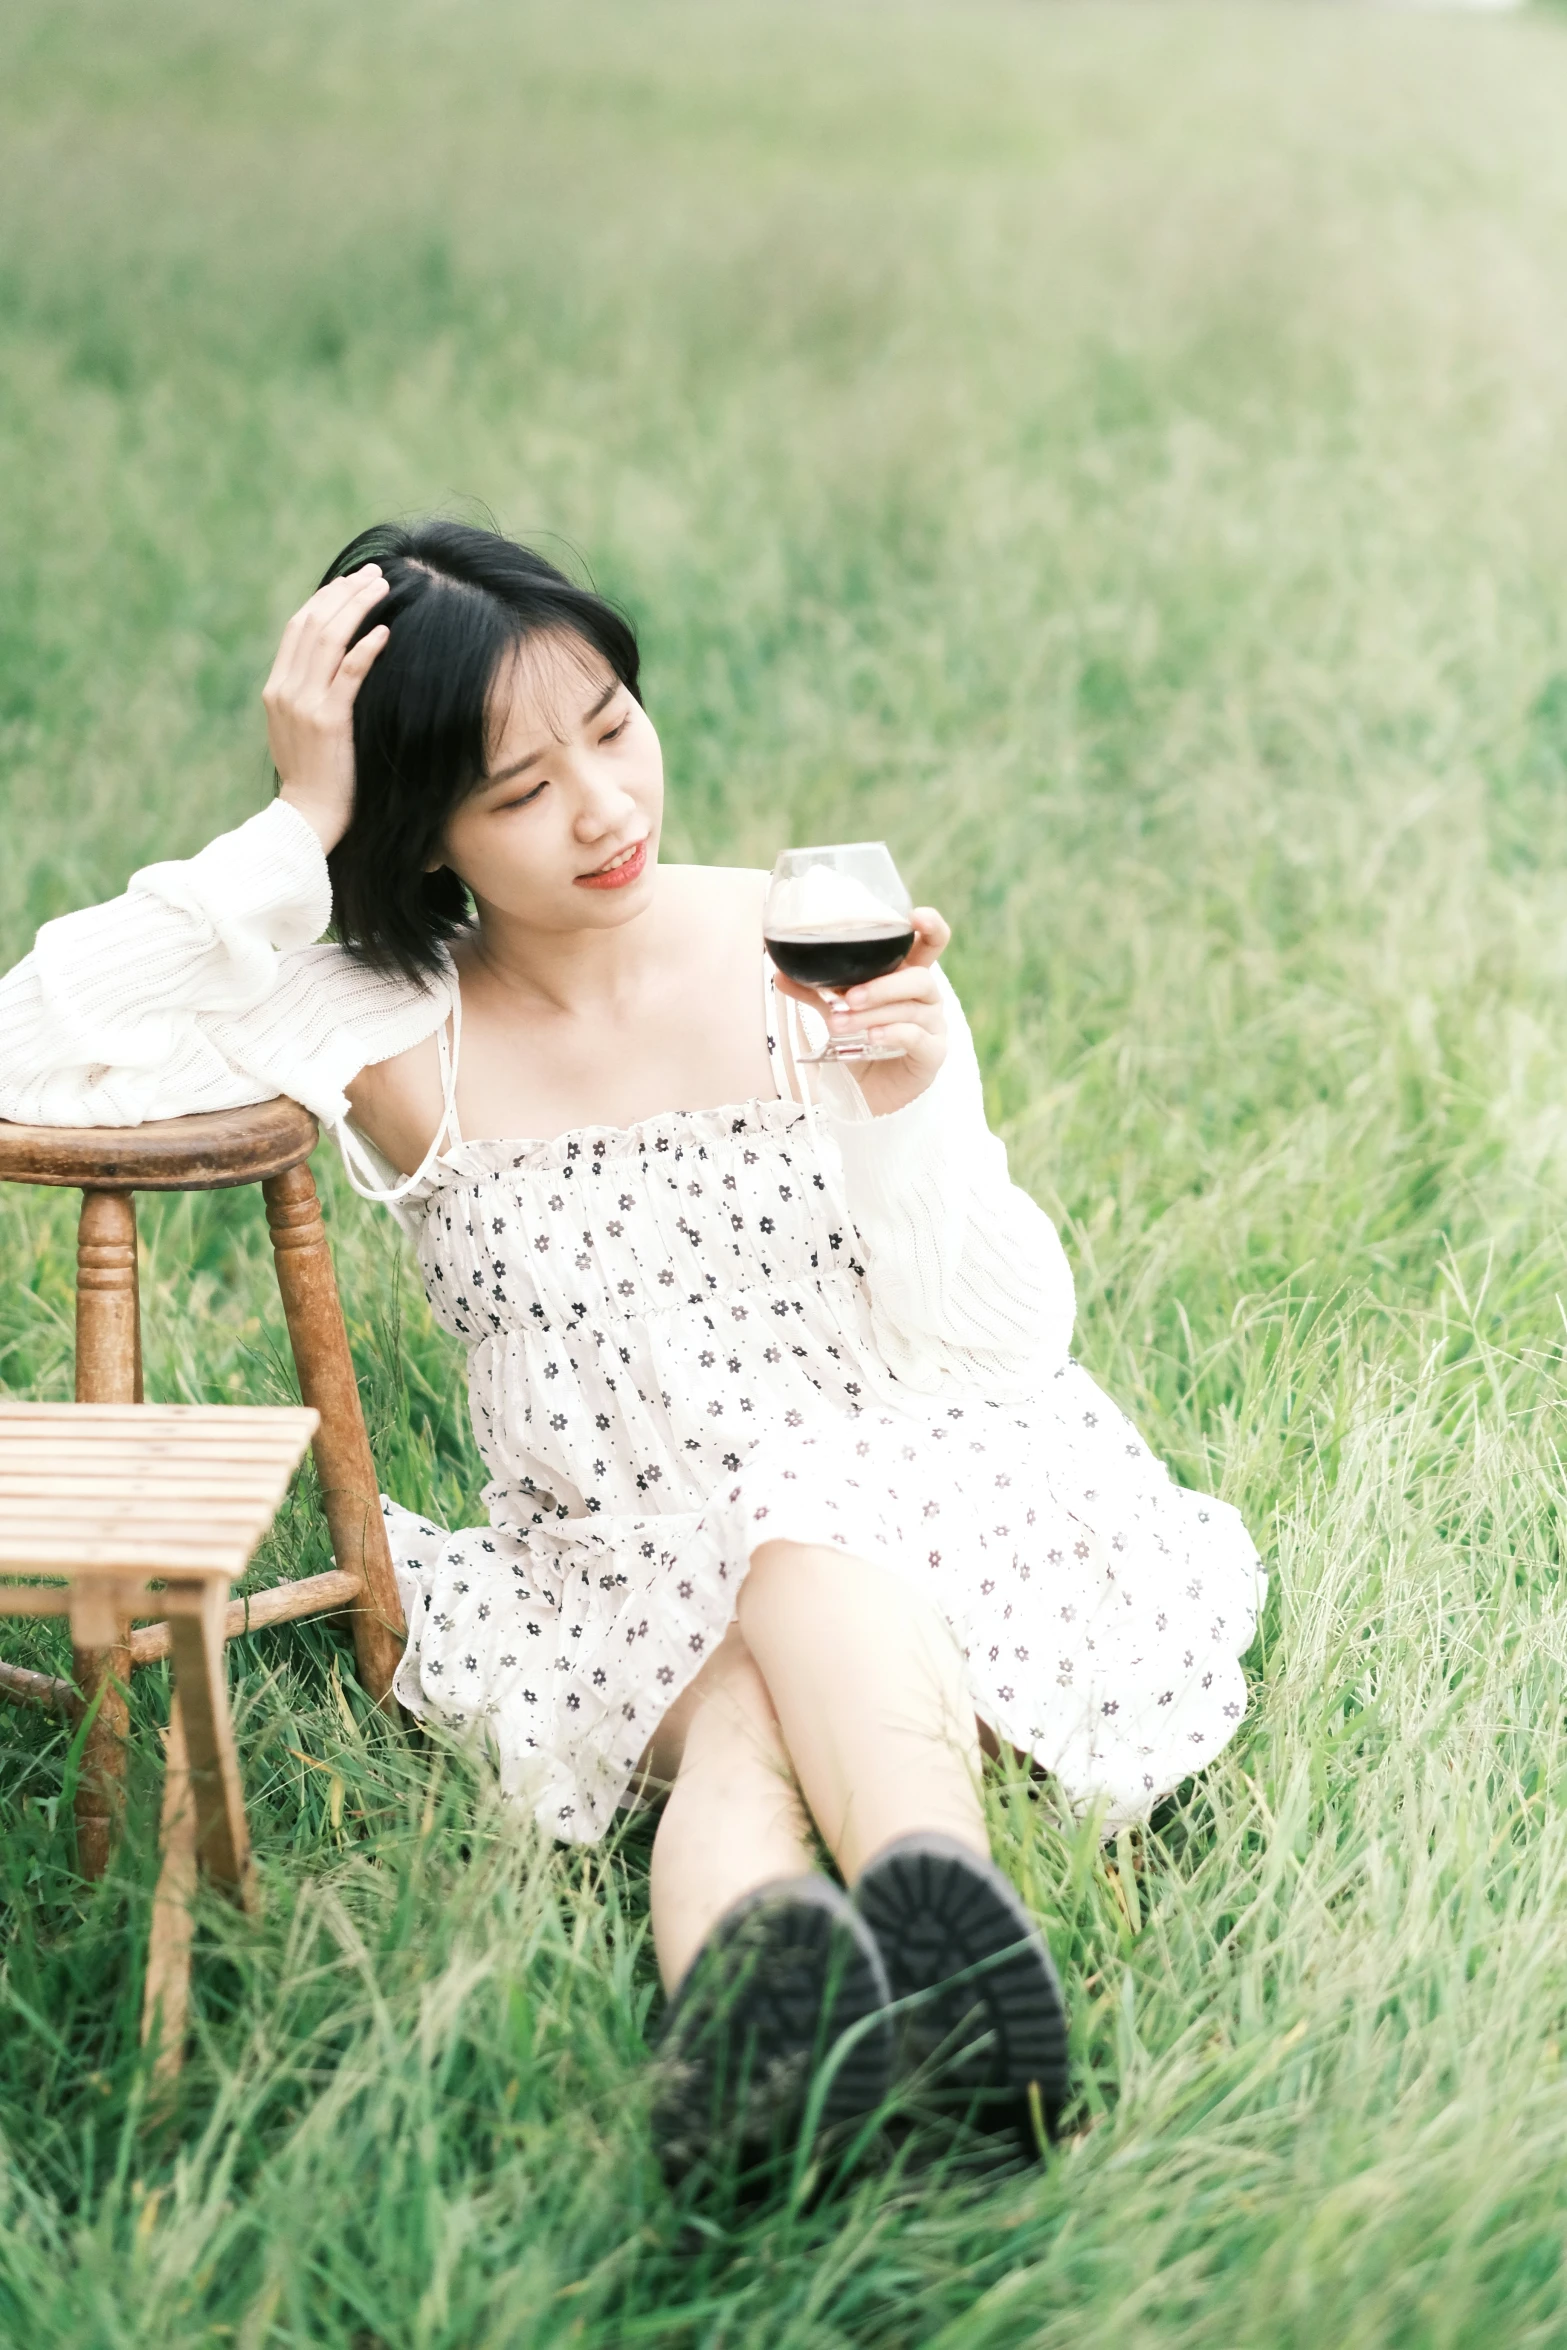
[0,800,332,1125]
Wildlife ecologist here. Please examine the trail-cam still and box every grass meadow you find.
[5,0,1567,2340]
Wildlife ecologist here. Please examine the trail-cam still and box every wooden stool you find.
[0,1401,317,2081]
[0,1100,406,1876]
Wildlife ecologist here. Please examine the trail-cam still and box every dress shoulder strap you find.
[763,950,835,1110]
[335,971,464,1205]
[762,953,794,1103]
[435,990,465,1149]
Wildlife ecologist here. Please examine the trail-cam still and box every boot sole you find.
[854,1833,1070,2141]
[652,1876,894,2183]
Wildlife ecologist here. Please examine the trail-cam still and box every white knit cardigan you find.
[0,800,1075,1398]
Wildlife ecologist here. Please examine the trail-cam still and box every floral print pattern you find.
[384,996,1264,1842]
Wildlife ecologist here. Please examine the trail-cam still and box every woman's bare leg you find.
[738,1541,988,1884]
[643,1624,815,1991]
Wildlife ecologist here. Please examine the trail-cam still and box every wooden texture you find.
[72,1190,139,1870]
[165,1577,254,1899]
[142,1701,197,2086]
[0,1404,313,2075]
[75,1191,140,1404]
[0,1404,321,1575]
[264,1163,406,1705]
[1,1097,409,1878]
[1,1588,73,1617]
[0,1656,79,1713]
[0,1097,318,1191]
[129,1567,361,1664]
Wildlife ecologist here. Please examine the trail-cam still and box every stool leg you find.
[73,1189,137,1877]
[76,1189,140,1403]
[263,1161,406,1711]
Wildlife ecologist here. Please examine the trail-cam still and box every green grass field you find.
[5,1,1567,2340]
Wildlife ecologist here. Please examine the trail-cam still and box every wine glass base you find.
[797,1039,905,1065]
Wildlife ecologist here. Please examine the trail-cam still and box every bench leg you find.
[165,1580,255,1905]
[263,1161,406,1712]
[142,1700,197,2085]
[73,1188,138,1876]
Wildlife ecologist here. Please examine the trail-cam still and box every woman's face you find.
[437,631,665,935]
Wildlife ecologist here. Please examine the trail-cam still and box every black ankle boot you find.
[652,1874,894,2187]
[854,1832,1070,2149]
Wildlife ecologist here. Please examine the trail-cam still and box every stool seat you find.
[0,1098,320,1191]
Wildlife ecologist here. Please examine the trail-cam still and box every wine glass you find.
[763,842,915,1064]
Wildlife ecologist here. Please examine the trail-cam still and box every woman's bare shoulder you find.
[345,1033,444,1178]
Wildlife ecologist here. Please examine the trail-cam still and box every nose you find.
[571,756,637,843]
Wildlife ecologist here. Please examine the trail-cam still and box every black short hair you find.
[315,519,641,981]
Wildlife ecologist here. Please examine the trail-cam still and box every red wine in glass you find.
[763,926,916,990]
[763,843,915,1063]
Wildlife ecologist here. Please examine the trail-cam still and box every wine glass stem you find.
[799,1033,903,1065]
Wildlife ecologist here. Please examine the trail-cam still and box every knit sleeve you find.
[0,799,444,1128]
[821,971,1076,1399]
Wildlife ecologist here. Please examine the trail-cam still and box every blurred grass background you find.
[6,0,1567,2342]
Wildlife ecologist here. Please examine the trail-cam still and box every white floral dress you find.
[0,799,1262,1840]
[383,972,1264,1842]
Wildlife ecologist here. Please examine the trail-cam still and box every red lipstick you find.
[575,839,649,891]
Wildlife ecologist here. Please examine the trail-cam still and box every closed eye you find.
[495,778,549,813]
[600,712,631,743]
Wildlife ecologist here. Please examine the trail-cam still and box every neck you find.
[465,875,665,1017]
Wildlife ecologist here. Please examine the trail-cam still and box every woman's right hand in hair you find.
[264,564,390,853]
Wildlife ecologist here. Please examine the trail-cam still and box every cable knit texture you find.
[0,799,447,1130]
[0,811,1264,1842]
[819,1000,1075,1399]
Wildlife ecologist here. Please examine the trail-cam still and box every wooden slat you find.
[3,1544,270,1576]
[0,1457,301,1484]
[0,1502,295,1533]
[129,1569,362,1663]
[0,1494,292,1513]
[0,1412,314,1432]
[3,1521,272,1549]
[0,1428,304,1448]
[0,1465,309,1500]
[0,1437,315,1468]
[4,1486,307,1521]
[0,1485,300,1522]
[0,1402,317,1424]
[0,1405,317,1457]
[0,1424,315,1449]
[0,1428,314,1446]
[0,1403,319,1586]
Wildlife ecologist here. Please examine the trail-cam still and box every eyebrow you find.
[484,676,621,787]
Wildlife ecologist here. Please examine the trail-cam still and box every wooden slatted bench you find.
[0,1400,319,2079]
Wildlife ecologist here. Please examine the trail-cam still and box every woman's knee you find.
[640,1621,785,1791]
[741,1537,953,1661]
[739,1538,842,1643]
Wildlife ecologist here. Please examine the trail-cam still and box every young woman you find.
[0,520,1264,2177]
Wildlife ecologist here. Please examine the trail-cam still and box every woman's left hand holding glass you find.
[773,907,951,1117]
